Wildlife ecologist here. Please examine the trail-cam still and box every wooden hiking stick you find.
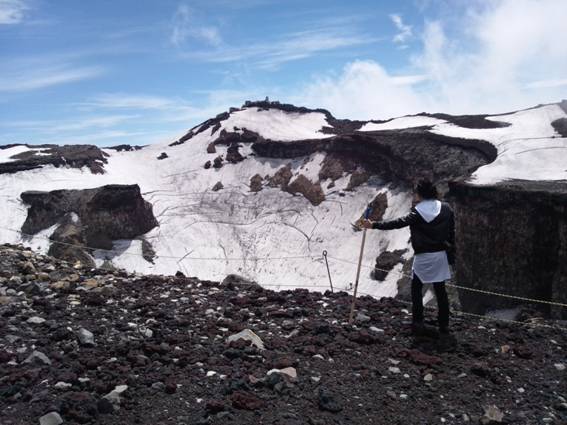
[348,206,372,324]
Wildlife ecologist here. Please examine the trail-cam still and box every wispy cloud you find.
[0,0,28,24]
[86,93,177,110]
[181,27,379,69]
[390,13,412,47]
[1,115,139,133]
[0,64,105,92]
[170,3,222,47]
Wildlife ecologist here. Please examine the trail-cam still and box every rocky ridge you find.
[1,245,566,424]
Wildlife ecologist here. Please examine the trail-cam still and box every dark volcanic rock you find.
[106,145,144,152]
[286,175,325,206]
[226,144,244,163]
[157,152,168,160]
[213,156,224,169]
[450,180,567,319]
[21,184,158,252]
[372,249,407,281]
[0,244,565,425]
[417,112,511,129]
[552,117,567,137]
[212,181,224,192]
[0,145,108,175]
[252,131,496,187]
[267,164,292,189]
[249,174,263,192]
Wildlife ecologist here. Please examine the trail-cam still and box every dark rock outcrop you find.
[286,175,325,206]
[0,145,108,175]
[450,181,567,318]
[226,144,244,163]
[21,184,158,253]
[250,175,263,192]
[212,182,224,192]
[251,131,495,187]
[106,145,144,152]
[372,250,407,281]
[267,165,292,189]
[552,118,567,137]
[157,152,168,160]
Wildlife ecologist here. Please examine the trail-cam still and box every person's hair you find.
[415,179,438,199]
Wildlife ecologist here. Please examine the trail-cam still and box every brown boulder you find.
[250,174,263,192]
[286,175,325,206]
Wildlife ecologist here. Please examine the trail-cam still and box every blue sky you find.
[1,0,566,146]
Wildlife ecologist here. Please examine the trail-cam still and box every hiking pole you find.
[348,206,372,324]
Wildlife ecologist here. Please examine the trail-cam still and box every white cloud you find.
[526,79,567,89]
[293,61,428,120]
[0,0,28,24]
[0,65,105,92]
[170,4,222,47]
[295,0,567,120]
[390,14,412,45]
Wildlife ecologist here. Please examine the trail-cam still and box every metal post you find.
[322,250,333,292]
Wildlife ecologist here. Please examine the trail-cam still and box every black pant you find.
[411,274,449,329]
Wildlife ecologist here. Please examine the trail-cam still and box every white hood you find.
[415,199,442,223]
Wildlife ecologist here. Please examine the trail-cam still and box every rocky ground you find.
[1,245,566,425]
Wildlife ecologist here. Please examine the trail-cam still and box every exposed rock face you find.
[267,165,292,189]
[286,175,325,206]
[0,144,108,175]
[372,250,407,281]
[552,118,567,137]
[207,143,217,154]
[318,154,358,182]
[252,132,495,187]
[213,156,224,169]
[157,152,168,160]
[346,169,370,191]
[226,144,245,163]
[21,184,158,254]
[417,113,511,129]
[249,174,263,192]
[105,145,144,152]
[450,181,567,318]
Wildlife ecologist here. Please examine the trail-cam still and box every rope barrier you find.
[327,255,567,309]
[3,224,567,310]
[0,226,321,262]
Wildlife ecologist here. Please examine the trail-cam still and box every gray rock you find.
[39,412,63,425]
[103,384,128,410]
[77,328,95,346]
[481,405,504,424]
[24,350,51,366]
[227,329,265,350]
[356,312,371,323]
[27,316,46,324]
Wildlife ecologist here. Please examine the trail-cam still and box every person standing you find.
[360,180,455,335]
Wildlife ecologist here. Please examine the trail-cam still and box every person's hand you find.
[359,219,373,229]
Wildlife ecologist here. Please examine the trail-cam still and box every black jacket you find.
[372,201,455,256]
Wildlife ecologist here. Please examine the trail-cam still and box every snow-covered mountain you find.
[1,100,566,300]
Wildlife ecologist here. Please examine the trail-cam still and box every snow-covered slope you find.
[431,104,567,184]
[0,101,565,298]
